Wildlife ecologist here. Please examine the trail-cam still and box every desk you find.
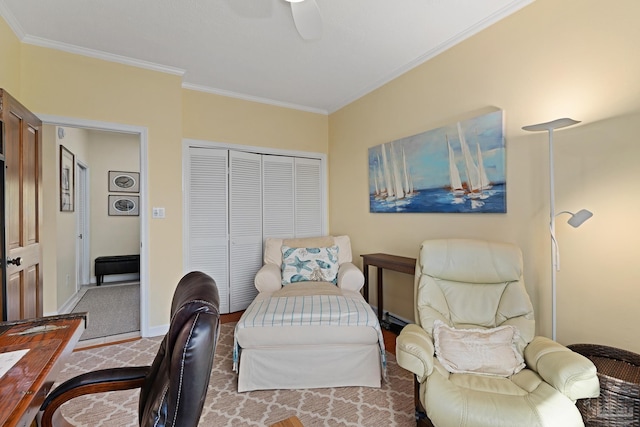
[0,313,86,427]
[360,253,416,323]
[269,416,304,427]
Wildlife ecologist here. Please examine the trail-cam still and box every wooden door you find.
[0,89,43,321]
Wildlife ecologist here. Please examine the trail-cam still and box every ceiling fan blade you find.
[290,0,322,41]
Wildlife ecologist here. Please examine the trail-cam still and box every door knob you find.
[7,257,22,266]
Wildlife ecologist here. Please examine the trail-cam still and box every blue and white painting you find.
[368,110,506,213]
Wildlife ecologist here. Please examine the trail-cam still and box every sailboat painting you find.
[368,110,506,213]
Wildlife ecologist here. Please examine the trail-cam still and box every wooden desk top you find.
[0,313,86,427]
[360,253,417,275]
[270,416,304,427]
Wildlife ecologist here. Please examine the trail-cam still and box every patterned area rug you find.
[56,322,414,426]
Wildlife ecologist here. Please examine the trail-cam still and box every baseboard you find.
[56,290,85,315]
[369,304,412,333]
[145,323,169,338]
[92,273,140,285]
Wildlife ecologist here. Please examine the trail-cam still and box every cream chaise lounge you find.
[233,235,385,392]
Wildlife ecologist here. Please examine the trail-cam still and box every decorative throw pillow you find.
[433,320,525,377]
[281,245,339,285]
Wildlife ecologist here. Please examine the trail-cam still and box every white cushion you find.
[433,320,525,377]
[281,245,339,285]
[263,235,354,266]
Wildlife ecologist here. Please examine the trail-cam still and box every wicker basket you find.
[568,344,640,427]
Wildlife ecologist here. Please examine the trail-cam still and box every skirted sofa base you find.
[234,286,384,392]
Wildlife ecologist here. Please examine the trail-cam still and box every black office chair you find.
[39,271,220,427]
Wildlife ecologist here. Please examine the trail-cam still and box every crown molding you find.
[182,83,328,115]
[23,35,185,76]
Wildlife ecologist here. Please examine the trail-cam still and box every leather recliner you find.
[39,271,220,427]
[396,239,599,427]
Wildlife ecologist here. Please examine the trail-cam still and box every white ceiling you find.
[0,0,532,114]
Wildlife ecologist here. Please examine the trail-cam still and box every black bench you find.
[95,254,140,286]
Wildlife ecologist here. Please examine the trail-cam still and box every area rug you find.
[56,322,415,426]
[71,283,140,341]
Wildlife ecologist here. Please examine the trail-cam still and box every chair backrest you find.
[139,271,220,427]
[415,239,535,347]
[263,235,353,265]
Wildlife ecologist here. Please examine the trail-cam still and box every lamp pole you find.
[522,118,580,341]
[548,126,558,341]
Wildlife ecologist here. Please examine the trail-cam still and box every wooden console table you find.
[360,253,417,323]
[0,313,86,427]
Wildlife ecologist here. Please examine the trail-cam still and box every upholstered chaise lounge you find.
[234,235,385,392]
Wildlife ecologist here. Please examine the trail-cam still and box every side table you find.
[360,253,416,323]
[568,343,640,427]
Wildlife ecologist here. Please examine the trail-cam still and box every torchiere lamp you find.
[522,118,593,341]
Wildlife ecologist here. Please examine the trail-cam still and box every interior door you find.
[186,147,230,313]
[228,150,262,312]
[0,89,43,321]
[262,155,295,239]
[294,157,323,237]
[76,162,89,288]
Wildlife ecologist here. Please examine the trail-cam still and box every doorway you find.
[39,115,149,337]
[76,161,89,291]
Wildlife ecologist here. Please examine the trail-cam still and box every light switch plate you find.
[152,207,165,218]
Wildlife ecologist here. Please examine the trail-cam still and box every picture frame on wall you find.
[60,145,75,212]
[108,170,140,193]
[108,195,140,216]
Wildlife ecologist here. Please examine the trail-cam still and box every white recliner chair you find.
[396,239,599,427]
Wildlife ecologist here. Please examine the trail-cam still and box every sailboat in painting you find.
[372,142,418,205]
[447,136,465,203]
[456,122,494,208]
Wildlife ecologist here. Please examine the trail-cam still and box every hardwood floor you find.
[222,311,399,356]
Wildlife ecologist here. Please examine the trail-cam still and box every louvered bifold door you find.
[262,155,295,240]
[294,157,323,237]
[229,151,262,312]
[186,148,230,313]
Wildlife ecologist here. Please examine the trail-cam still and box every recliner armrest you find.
[524,336,600,400]
[255,263,283,293]
[337,262,364,292]
[395,324,435,383]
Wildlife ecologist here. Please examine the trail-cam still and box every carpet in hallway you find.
[71,283,140,340]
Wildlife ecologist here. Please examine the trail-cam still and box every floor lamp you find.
[522,118,593,341]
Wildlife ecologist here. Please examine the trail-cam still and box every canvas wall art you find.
[368,110,506,213]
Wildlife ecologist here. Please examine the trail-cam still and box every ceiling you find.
[0,0,532,114]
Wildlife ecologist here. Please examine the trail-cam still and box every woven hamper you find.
[568,344,640,427]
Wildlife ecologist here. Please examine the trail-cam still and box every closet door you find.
[294,157,323,237]
[186,148,230,313]
[229,151,262,312]
[262,155,294,239]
